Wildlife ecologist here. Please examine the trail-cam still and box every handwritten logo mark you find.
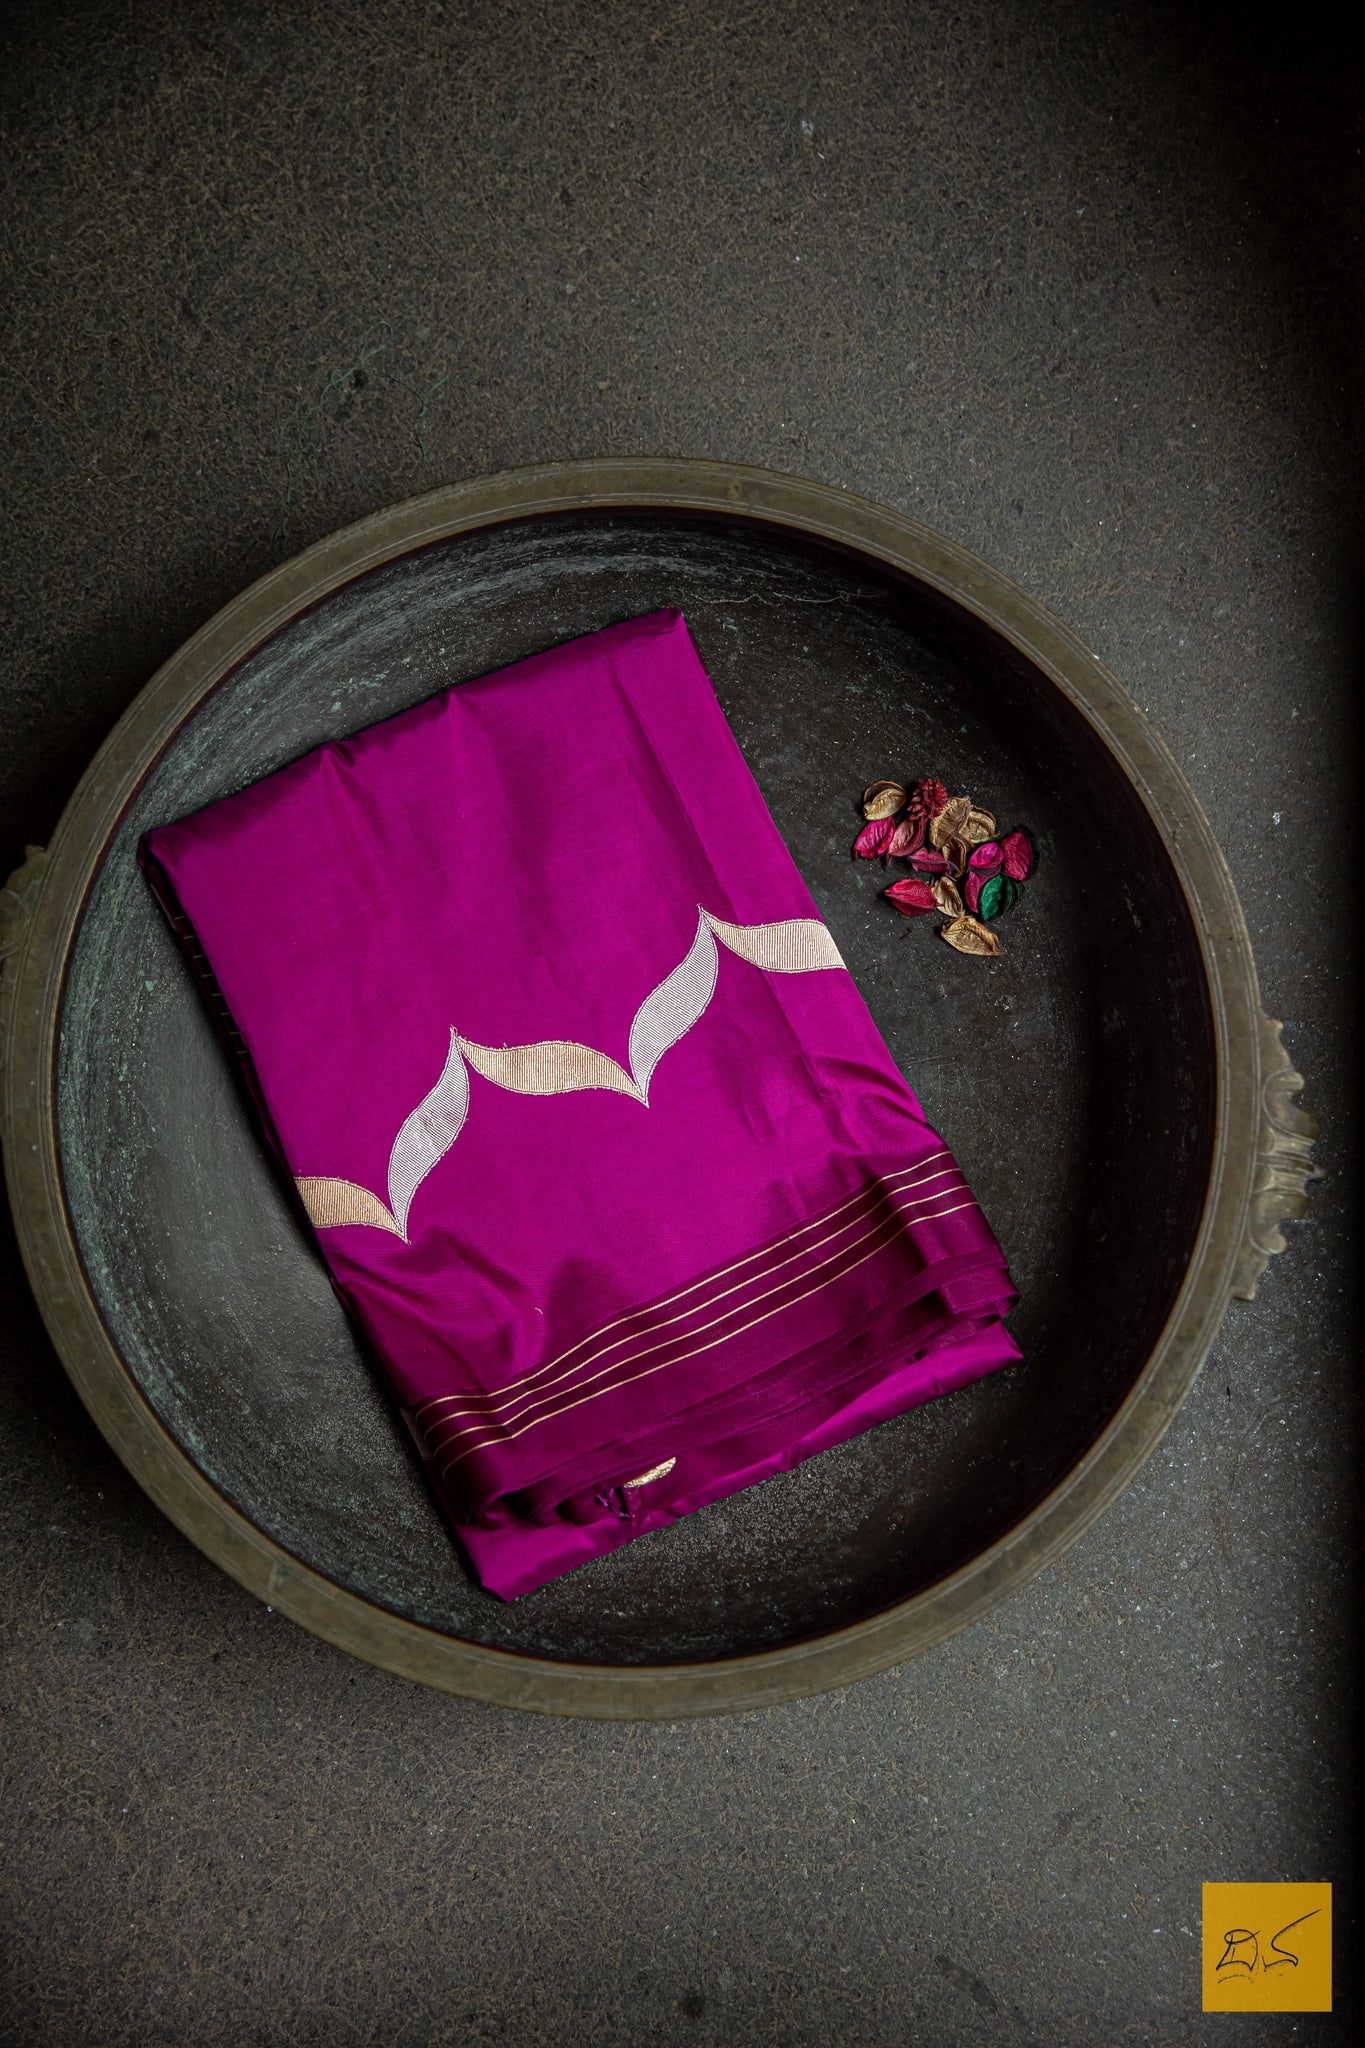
[1202,1884,1331,2013]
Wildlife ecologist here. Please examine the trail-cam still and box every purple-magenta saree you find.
[141,610,1019,1598]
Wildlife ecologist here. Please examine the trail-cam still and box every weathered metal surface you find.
[1,461,1308,1714]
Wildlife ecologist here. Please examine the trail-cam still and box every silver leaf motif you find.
[627,910,719,1103]
[386,1029,470,1239]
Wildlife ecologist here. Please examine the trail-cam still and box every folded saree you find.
[140,609,1019,1598]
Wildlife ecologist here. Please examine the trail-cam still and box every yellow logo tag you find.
[1202,1883,1331,2012]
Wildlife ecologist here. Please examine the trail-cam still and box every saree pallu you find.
[141,610,1019,1598]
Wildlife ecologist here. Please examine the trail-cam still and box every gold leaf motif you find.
[932,877,964,918]
[961,806,997,846]
[458,1036,642,1100]
[296,1177,405,1236]
[705,913,845,974]
[940,913,1002,956]
[929,794,973,847]
[623,1456,677,1489]
[862,780,907,821]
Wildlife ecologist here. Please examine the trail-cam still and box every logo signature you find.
[1202,1884,1331,2013]
[1215,1910,1320,1979]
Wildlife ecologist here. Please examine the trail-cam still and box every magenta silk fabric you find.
[140,611,1019,1598]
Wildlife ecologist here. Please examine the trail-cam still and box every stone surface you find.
[0,2,1357,2043]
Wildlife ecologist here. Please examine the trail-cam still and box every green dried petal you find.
[977,874,1020,921]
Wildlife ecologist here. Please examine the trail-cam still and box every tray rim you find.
[1,457,1264,1717]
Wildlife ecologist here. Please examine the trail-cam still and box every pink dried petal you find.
[968,839,1004,874]
[886,812,927,858]
[853,817,897,859]
[964,869,985,915]
[884,877,937,916]
[908,847,950,874]
[1000,829,1034,881]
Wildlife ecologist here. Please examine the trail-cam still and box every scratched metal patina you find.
[56,515,1212,1662]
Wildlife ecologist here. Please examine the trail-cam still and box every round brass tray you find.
[0,460,1316,1717]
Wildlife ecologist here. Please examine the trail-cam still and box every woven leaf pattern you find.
[296,1177,404,1237]
[627,911,719,1102]
[704,912,844,974]
[298,911,845,1235]
[387,1029,470,1237]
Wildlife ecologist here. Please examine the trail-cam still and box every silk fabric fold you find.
[141,610,1019,1597]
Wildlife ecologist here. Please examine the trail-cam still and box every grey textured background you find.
[1,2,1358,2042]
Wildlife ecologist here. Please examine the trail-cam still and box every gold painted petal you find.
[929,794,973,847]
[704,913,845,973]
[941,834,971,878]
[961,806,997,846]
[940,913,1002,956]
[458,1035,641,1100]
[296,1176,405,1236]
[932,877,965,918]
[862,779,907,820]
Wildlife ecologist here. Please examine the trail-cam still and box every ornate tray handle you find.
[1231,1014,1320,1302]
[0,843,49,1074]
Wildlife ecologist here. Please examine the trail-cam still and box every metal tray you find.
[0,461,1316,1716]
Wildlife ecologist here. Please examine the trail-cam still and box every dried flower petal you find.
[932,877,964,918]
[909,847,950,874]
[884,877,937,916]
[862,780,907,821]
[961,806,997,846]
[941,834,971,878]
[886,812,927,858]
[963,869,985,915]
[977,874,1020,921]
[853,817,897,859]
[968,839,1004,874]
[940,913,1002,956]
[1000,829,1035,881]
[929,794,973,848]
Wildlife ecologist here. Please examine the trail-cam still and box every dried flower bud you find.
[862,780,908,821]
[929,795,973,848]
[884,877,937,916]
[941,913,1002,956]
[907,776,949,825]
[853,817,897,860]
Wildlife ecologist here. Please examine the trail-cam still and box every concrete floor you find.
[1,2,1358,2042]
